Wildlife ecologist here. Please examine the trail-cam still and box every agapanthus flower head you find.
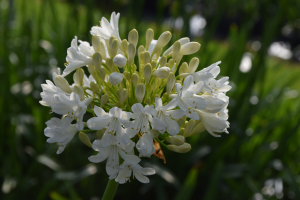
[40,11,231,185]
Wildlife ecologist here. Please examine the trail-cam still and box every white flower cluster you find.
[40,12,231,184]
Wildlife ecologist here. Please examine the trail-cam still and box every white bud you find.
[132,73,139,87]
[128,29,139,47]
[172,41,181,60]
[99,67,106,81]
[120,89,128,104]
[184,120,195,137]
[55,75,72,93]
[167,143,191,153]
[152,67,170,79]
[180,42,201,55]
[92,35,101,52]
[121,39,128,55]
[135,83,145,103]
[93,52,102,72]
[73,68,84,86]
[99,40,107,60]
[73,84,85,101]
[90,81,100,94]
[144,63,152,84]
[101,94,108,107]
[105,58,114,69]
[163,37,190,56]
[113,54,127,68]
[143,51,151,64]
[146,28,154,50]
[187,122,206,137]
[167,72,175,94]
[109,72,124,85]
[166,135,185,145]
[79,132,92,148]
[88,65,97,79]
[110,39,119,58]
[152,31,172,56]
[159,56,167,67]
[179,62,188,75]
[127,43,136,66]
[188,57,199,73]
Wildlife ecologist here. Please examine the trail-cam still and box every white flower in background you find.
[52,92,93,131]
[169,75,207,120]
[136,132,155,157]
[63,36,94,76]
[153,98,185,135]
[89,138,140,176]
[90,12,121,41]
[126,103,166,138]
[111,151,155,184]
[44,117,78,154]
[87,106,132,146]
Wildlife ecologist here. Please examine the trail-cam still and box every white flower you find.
[126,103,166,138]
[88,137,140,176]
[111,151,155,184]
[113,54,127,68]
[44,117,78,154]
[52,92,93,131]
[63,36,94,76]
[152,67,171,79]
[90,12,121,41]
[153,98,185,135]
[87,106,132,146]
[109,72,124,85]
[136,133,155,157]
[169,75,207,120]
[180,61,231,94]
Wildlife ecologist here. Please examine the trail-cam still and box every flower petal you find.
[87,116,112,130]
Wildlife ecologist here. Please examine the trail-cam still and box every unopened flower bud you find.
[146,28,154,50]
[109,72,123,85]
[120,89,128,104]
[180,42,201,55]
[187,122,206,137]
[144,64,152,84]
[79,132,92,148]
[188,57,199,73]
[127,43,136,66]
[110,39,119,58]
[121,39,128,55]
[73,68,84,86]
[116,89,122,99]
[179,62,188,75]
[163,37,190,56]
[178,128,185,136]
[113,54,127,68]
[92,35,101,52]
[166,135,185,145]
[167,72,175,94]
[135,83,145,103]
[138,45,145,55]
[90,81,100,94]
[55,75,72,93]
[105,58,114,69]
[167,143,191,153]
[151,60,157,69]
[145,97,151,105]
[132,73,139,87]
[88,65,97,78]
[101,94,108,107]
[184,120,195,137]
[96,128,106,139]
[93,52,102,72]
[142,51,150,64]
[159,56,167,67]
[152,31,172,56]
[99,40,107,60]
[124,71,131,81]
[73,84,85,101]
[150,129,159,138]
[152,67,170,79]
[128,29,139,47]
[99,67,106,81]
[172,41,181,59]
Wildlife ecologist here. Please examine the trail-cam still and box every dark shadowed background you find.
[1,0,300,199]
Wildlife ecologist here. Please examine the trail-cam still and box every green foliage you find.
[1,0,300,199]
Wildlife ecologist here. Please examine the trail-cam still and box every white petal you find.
[94,106,108,117]
[164,116,180,135]
[118,149,141,165]
[133,169,150,183]
[155,98,163,109]
[149,117,166,133]
[166,109,186,119]
[183,95,207,110]
[162,98,178,111]
[87,116,111,130]
[182,75,194,93]
[131,103,144,113]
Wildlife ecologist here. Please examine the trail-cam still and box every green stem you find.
[102,179,119,200]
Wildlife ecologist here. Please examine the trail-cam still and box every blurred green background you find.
[1,0,300,199]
